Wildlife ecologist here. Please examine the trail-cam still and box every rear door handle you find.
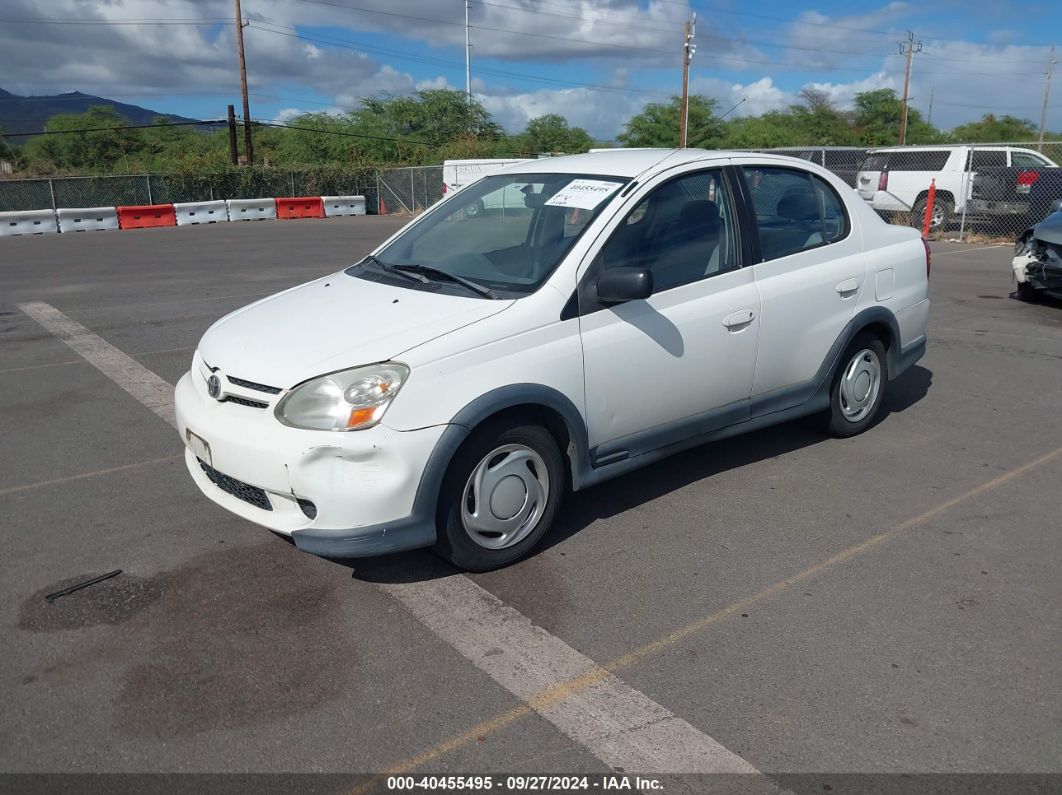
[835,278,861,297]
[722,309,755,330]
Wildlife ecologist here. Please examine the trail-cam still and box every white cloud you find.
[478,87,644,138]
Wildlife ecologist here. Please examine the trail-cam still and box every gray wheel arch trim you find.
[290,384,593,559]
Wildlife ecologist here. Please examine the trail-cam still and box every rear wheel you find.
[823,333,887,438]
[911,196,952,232]
[434,422,564,571]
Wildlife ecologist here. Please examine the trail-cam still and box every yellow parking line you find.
[0,455,182,498]
[358,442,1062,787]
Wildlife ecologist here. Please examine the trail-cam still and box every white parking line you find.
[383,575,763,775]
[18,301,177,429]
[20,301,769,780]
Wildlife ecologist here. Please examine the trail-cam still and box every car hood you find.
[1033,210,1062,245]
[198,272,512,388]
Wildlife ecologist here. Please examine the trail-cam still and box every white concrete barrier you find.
[57,206,119,233]
[226,198,276,221]
[322,195,367,217]
[0,209,59,236]
[174,200,229,226]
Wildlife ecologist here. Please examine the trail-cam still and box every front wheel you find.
[823,333,887,438]
[434,423,564,571]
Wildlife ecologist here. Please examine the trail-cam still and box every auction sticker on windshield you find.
[545,179,624,210]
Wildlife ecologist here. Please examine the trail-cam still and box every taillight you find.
[1016,170,1040,187]
[922,237,931,279]
[441,182,448,194]
[878,171,889,191]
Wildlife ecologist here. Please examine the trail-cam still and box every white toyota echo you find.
[175,149,930,571]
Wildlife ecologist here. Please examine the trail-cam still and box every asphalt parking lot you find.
[2,218,1060,791]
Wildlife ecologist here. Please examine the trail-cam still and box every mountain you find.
[0,88,203,137]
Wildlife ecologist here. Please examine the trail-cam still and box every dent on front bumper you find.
[174,369,450,557]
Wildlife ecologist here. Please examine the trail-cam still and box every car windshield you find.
[354,172,629,297]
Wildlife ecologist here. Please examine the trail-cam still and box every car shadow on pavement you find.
[345,365,932,584]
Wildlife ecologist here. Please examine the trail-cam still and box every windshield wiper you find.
[389,264,498,299]
[359,254,429,284]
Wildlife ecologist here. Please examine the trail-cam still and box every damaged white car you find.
[1013,199,1062,302]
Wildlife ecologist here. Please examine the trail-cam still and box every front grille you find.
[227,375,282,395]
[297,499,318,519]
[222,395,268,409]
[197,459,272,511]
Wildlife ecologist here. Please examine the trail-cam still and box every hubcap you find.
[839,348,882,423]
[461,444,550,550]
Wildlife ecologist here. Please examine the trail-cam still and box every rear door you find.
[733,160,867,408]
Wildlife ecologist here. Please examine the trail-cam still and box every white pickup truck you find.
[855,145,1057,230]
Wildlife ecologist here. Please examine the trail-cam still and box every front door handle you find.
[835,278,861,297]
[723,308,755,330]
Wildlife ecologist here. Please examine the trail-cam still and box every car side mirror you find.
[597,267,653,304]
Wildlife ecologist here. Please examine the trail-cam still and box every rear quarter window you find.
[881,151,951,171]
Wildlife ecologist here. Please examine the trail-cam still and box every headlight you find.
[274,362,409,431]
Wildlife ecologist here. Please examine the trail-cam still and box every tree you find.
[22,105,143,172]
[517,114,593,154]
[852,88,942,145]
[0,123,14,161]
[949,114,1038,142]
[618,95,723,148]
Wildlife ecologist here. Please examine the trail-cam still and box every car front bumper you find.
[174,367,448,557]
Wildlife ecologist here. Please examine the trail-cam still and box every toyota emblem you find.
[207,374,222,400]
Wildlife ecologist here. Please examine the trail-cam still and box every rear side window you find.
[813,177,847,242]
[743,167,849,262]
[969,150,1007,169]
[880,151,950,171]
[1012,152,1049,168]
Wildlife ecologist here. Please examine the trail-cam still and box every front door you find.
[577,165,760,461]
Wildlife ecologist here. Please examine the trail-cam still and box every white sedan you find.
[175,149,930,571]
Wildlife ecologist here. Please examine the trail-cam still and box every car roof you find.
[498,148,817,179]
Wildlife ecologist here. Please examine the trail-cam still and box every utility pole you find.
[227,104,239,166]
[464,0,472,102]
[233,0,253,165]
[897,30,922,145]
[927,85,935,126]
[679,14,696,148]
[1038,45,1057,149]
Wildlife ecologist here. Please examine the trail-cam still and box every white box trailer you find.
[441,159,532,195]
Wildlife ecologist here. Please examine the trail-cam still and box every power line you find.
[0,17,234,25]
[276,3,1047,78]
[250,23,677,99]
[0,120,223,137]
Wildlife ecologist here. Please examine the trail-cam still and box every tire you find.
[434,422,565,571]
[1016,280,1039,302]
[465,199,485,218]
[910,196,952,232]
[823,332,888,438]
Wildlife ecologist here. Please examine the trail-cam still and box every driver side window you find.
[599,169,739,293]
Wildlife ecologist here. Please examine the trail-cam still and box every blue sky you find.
[2,0,1060,139]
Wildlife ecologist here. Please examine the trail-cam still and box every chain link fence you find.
[0,166,379,213]
[3,153,1060,242]
[375,165,443,215]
